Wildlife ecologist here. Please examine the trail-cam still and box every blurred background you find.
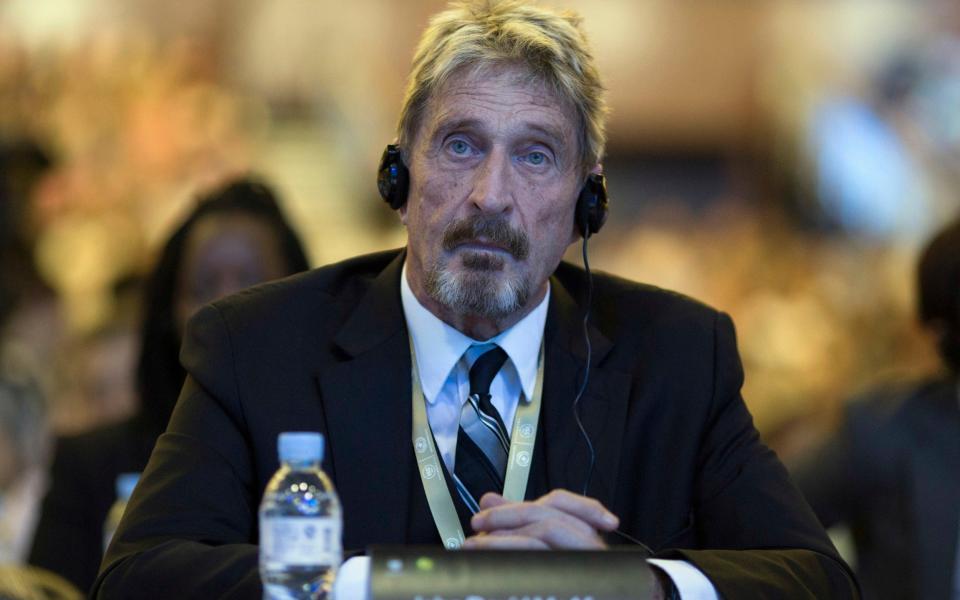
[1,0,958,501]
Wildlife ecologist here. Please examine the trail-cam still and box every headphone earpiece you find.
[576,172,609,238]
[377,144,609,238]
[377,144,409,210]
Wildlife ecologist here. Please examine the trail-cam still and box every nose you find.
[468,148,513,215]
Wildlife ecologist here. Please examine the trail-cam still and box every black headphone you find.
[377,144,609,237]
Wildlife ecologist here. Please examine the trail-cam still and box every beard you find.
[424,215,531,319]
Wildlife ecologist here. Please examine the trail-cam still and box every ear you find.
[568,214,581,245]
[399,156,409,226]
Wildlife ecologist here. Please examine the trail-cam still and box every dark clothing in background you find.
[26,177,309,595]
[793,377,960,599]
[93,250,857,598]
[27,416,157,593]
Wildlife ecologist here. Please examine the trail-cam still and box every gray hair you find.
[397,0,608,173]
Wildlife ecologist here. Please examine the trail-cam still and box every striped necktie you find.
[453,345,510,514]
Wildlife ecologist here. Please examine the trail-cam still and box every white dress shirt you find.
[400,263,548,473]
[333,262,718,600]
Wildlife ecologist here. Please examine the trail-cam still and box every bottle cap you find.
[278,431,324,463]
[115,472,141,501]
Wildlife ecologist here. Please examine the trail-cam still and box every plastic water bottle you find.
[103,472,140,553]
[259,432,342,600]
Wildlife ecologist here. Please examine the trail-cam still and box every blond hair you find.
[397,0,607,173]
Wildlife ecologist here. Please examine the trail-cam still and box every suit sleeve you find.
[92,304,262,599]
[661,312,861,599]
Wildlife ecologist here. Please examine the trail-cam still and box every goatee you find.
[425,215,531,319]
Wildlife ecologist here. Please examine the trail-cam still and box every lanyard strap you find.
[410,337,544,549]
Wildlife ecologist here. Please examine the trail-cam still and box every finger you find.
[472,502,553,531]
[478,492,510,510]
[507,521,607,549]
[471,503,596,541]
[470,521,607,550]
[463,534,549,550]
[537,489,619,531]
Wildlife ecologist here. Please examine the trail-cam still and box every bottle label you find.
[260,517,342,566]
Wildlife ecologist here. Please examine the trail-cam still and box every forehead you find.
[420,64,578,146]
[184,213,279,264]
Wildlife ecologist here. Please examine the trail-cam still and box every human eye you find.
[445,138,473,156]
[526,150,547,166]
[518,148,553,169]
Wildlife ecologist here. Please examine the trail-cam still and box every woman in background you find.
[28,178,310,593]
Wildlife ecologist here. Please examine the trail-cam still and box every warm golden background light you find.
[2,0,957,455]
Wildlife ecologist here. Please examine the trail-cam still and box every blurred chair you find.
[0,565,82,600]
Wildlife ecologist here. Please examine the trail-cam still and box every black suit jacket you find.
[793,377,960,599]
[94,250,858,598]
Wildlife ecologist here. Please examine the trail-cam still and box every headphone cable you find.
[572,233,596,497]
[573,232,655,555]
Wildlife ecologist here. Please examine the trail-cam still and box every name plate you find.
[370,546,653,600]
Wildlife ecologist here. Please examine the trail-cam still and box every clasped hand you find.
[463,489,619,550]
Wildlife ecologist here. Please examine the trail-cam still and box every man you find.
[94,2,858,598]
[793,218,960,599]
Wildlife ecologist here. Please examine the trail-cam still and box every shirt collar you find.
[400,261,549,404]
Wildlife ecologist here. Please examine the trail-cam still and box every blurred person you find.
[792,217,960,599]
[54,323,140,434]
[0,377,50,564]
[20,274,144,437]
[0,271,64,420]
[56,274,147,433]
[0,140,53,327]
[28,178,310,593]
[0,140,63,405]
[94,2,856,599]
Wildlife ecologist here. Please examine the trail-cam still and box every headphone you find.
[377,144,609,237]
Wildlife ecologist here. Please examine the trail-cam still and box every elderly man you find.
[95,1,857,598]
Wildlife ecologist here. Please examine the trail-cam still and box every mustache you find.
[441,215,530,260]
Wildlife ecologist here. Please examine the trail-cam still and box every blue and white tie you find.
[453,345,510,514]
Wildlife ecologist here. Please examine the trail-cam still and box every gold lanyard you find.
[409,337,545,549]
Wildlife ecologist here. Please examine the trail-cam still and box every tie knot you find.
[468,346,508,399]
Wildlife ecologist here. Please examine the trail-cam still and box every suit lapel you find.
[315,252,414,549]
[537,276,632,513]
[317,256,634,547]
